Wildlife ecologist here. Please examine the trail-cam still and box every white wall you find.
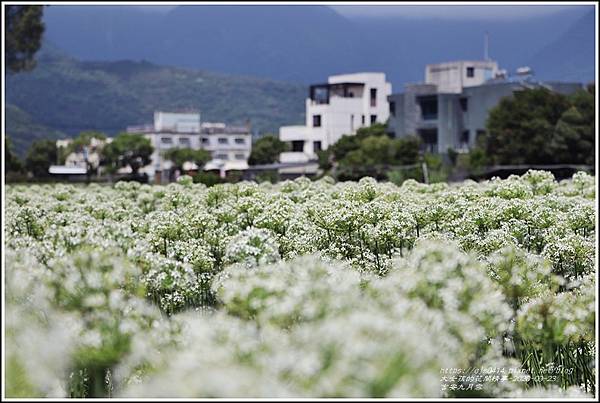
[154,111,201,133]
[425,61,499,93]
[280,72,392,165]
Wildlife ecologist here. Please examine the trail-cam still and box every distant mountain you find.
[6,43,306,156]
[6,103,67,157]
[42,5,596,88]
[528,10,596,82]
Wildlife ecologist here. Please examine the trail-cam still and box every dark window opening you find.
[313,141,322,153]
[218,137,228,144]
[370,88,377,107]
[313,115,322,127]
[418,129,438,153]
[370,115,377,124]
[418,96,438,120]
[459,97,468,112]
[460,130,470,145]
[310,86,329,104]
[466,67,475,78]
[389,101,396,117]
[291,140,304,152]
[361,115,365,125]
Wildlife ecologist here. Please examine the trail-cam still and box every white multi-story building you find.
[279,72,392,166]
[128,111,252,182]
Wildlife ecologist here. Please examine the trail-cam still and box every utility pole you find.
[484,31,489,61]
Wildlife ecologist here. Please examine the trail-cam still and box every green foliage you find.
[163,147,211,171]
[5,135,24,173]
[66,131,107,153]
[5,6,45,73]
[101,133,153,174]
[329,124,421,181]
[484,87,595,165]
[423,153,449,183]
[25,139,57,177]
[255,170,280,183]
[193,171,224,187]
[248,135,289,165]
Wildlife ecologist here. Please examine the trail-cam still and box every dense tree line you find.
[481,85,595,166]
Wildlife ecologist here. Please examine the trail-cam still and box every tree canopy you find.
[248,135,289,165]
[25,139,57,177]
[484,86,595,165]
[101,133,153,174]
[5,136,24,173]
[163,147,211,171]
[5,5,45,73]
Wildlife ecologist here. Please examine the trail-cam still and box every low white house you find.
[278,72,392,174]
[52,136,112,176]
[128,111,252,182]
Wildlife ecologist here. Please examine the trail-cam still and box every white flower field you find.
[4,170,597,398]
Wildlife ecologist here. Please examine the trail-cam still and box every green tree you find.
[101,133,153,174]
[551,106,594,165]
[484,88,590,165]
[248,135,289,165]
[5,6,45,73]
[67,131,107,153]
[163,147,211,172]
[5,135,24,173]
[25,139,57,177]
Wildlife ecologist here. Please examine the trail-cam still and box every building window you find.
[215,153,228,160]
[459,97,468,112]
[313,141,322,153]
[370,88,377,107]
[178,137,191,146]
[234,137,245,144]
[418,129,438,153]
[350,114,354,132]
[311,86,329,104]
[218,137,228,144]
[370,115,377,124]
[201,137,209,144]
[361,115,365,125]
[461,130,470,145]
[466,67,475,78]
[476,129,487,139]
[389,101,396,117]
[161,137,173,144]
[313,115,322,127]
[235,153,246,160]
[291,140,304,152]
[419,96,438,120]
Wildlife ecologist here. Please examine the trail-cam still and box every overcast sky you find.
[137,4,589,20]
[331,4,583,19]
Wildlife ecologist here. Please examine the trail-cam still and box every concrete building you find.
[127,111,252,182]
[387,60,584,154]
[53,136,112,174]
[278,72,392,169]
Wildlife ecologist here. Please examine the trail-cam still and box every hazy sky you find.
[331,4,581,20]
[136,4,588,20]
